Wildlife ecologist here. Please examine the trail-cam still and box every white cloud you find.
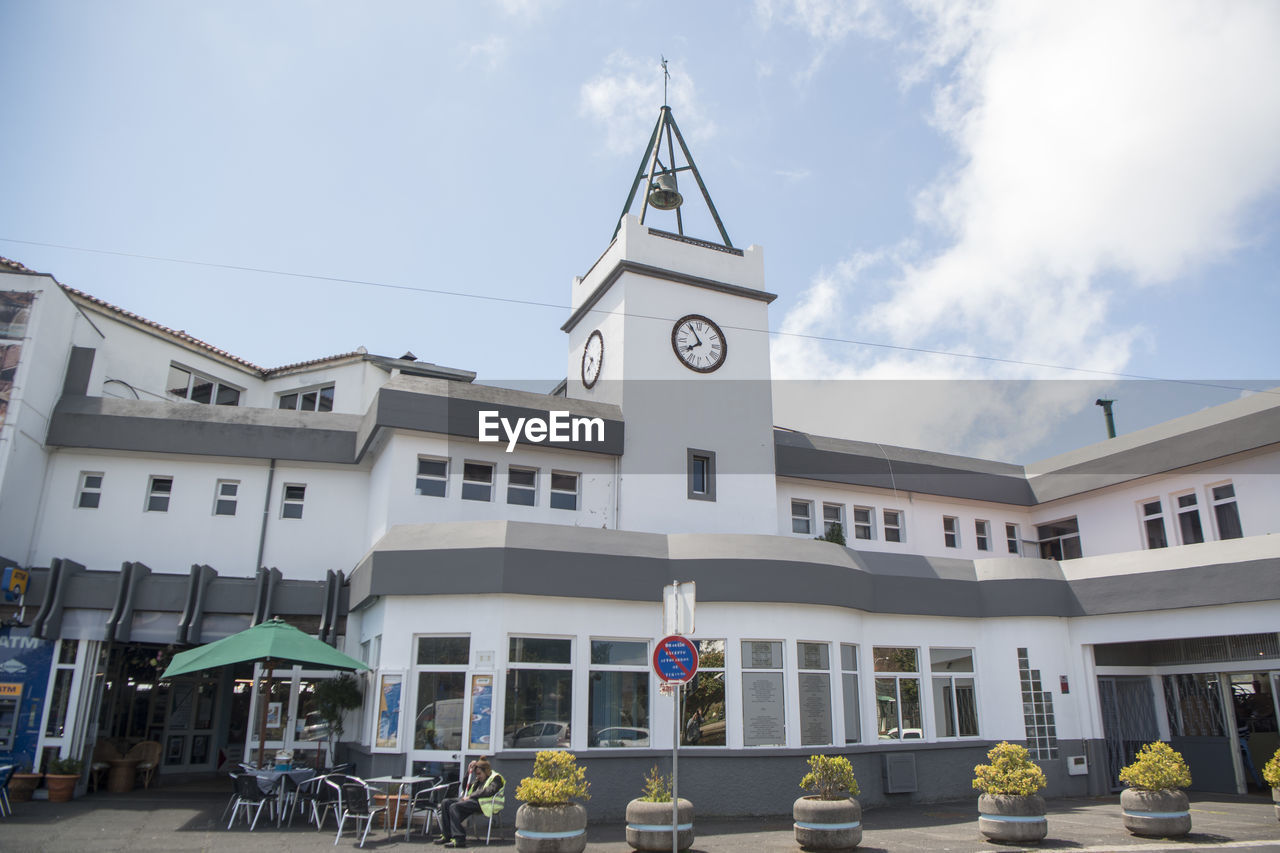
[755,0,893,82]
[494,0,561,20]
[770,0,1280,456]
[579,52,716,156]
[465,35,508,71]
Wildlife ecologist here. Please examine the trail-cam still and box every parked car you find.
[590,726,649,747]
[506,721,570,748]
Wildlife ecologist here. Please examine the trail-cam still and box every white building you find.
[0,125,1277,817]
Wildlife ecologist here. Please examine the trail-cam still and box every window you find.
[462,462,494,502]
[1174,493,1204,544]
[413,636,469,752]
[840,644,861,743]
[873,647,921,741]
[1005,523,1021,555]
[930,648,979,738]
[1036,517,1082,559]
[507,467,537,506]
[741,640,785,746]
[0,291,34,340]
[687,449,716,501]
[1018,648,1057,759]
[1210,483,1243,540]
[852,506,873,540]
[416,458,448,497]
[942,516,959,549]
[975,520,991,551]
[883,510,904,543]
[550,471,579,510]
[77,472,103,509]
[822,503,844,538]
[791,500,813,535]
[681,639,726,746]
[167,364,241,406]
[281,484,305,519]
[505,637,573,750]
[146,476,173,512]
[588,640,649,748]
[1140,499,1167,549]
[277,384,335,412]
[797,641,833,746]
[214,480,239,516]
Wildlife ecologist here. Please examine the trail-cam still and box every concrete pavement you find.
[0,780,1276,852]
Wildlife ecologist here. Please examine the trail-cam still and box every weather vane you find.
[661,55,670,106]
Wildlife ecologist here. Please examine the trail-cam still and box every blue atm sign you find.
[653,635,699,683]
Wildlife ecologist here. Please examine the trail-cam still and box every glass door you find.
[247,667,343,768]
[160,676,220,774]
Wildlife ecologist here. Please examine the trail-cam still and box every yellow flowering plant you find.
[972,741,1047,796]
[638,764,673,803]
[1263,748,1280,789]
[515,750,591,805]
[799,754,860,800]
[1118,741,1191,791]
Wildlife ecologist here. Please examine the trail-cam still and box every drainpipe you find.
[256,459,277,572]
[1094,399,1117,439]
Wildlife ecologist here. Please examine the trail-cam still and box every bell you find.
[648,172,683,210]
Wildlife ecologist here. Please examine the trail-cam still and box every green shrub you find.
[1119,742,1191,791]
[46,756,83,775]
[515,751,590,805]
[972,741,1047,796]
[638,764,673,802]
[800,754,859,800]
[1263,748,1280,789]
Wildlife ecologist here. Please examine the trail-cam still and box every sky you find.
[2,1,1278,462]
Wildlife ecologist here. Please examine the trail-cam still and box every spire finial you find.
[661,55,670,106]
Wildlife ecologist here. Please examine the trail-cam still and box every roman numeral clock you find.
[671,313,726,373]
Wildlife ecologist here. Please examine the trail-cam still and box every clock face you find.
[581,329,604,388]
[671,314,727,373]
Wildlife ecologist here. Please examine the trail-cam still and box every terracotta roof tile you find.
[0,256,37,274]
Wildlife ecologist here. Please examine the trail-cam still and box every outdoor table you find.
[107,758,139,793]
[366,775,432,840]
[249,766,315,795]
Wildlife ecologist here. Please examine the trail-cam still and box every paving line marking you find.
[1067,841,1280,852]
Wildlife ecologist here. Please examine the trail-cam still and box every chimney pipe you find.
[1095,398,1117,439]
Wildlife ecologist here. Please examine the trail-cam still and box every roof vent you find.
[401,351,417,361]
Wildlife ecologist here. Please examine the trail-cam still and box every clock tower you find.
[563,104,779,535]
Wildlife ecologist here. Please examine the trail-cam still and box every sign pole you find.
[672,681,679,853]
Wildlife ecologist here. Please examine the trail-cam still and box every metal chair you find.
[0,764,14,817]
[227,772,277,831]
[124,740,161,789]
[464,778,505,845]
[313,773,357,830]
[409,778,456,838]
[333,781,386,848]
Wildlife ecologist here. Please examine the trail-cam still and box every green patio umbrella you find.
[162,617,369,768]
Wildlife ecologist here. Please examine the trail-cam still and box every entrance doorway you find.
[1097,675,1160,791]
[246,667,342,768]
[1229,672,1278,793]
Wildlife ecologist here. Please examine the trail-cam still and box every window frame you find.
[461,461,495,502]
[822,503,845,539]
[507,466,538,507]
[1138,498,1168,549]
[166,362,242,407]
[281,483,306,519]
[851,506,874,540]
[1208,481,1243,540]
[975,519,991,552]
[549,470,580,511]
[415,457,449,498]
[587,638,651,749]
[686,449,717,502]
[213,479,239,517]
[1173,491,1204,545]
[504,635,575,751]
[873,646,922,742]
[1005,522,1021,555]
[681,638,727,748]
[76,471,103,509]
[883,509,904,543]
[929,647,980,740]
[839,643,861,744]
[145,476,173,513]
[410,634,471,755]
[740,639,786,747]
[796,640,834,747]
[1035,516,1082,559]
[791,499,813,535]
[276,383,335,413]
[942,515,959,549]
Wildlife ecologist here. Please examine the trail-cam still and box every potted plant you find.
[514,750,590,853]
[311,672,362,765]
[625,765,693,851]
[794,754,861,850]
[972,741,1048,843]
[1263,748,1280,822]
[44,756,84,803]
[8,764,42,802]
[1118,741,1192,837]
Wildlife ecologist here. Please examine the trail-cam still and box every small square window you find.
[214,480,239,516]
[462,462,494,502]
[416,458,448,497]
[883,509,904,543]
[852,506,873,540]
[791,500,813,535]
[550,472,579,510]
[508,467,537,506]
[146,476,173,513]
[282,483,306,519]
[77,472,103,509]
[687,449,716,501]
[823,503,844,538]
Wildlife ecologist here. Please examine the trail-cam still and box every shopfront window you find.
[874,646,921,740]
[414,635,470,752]
[681,640,726,746]
[588,640,649,747]
[505,637,572,749]
[930,647,979,738]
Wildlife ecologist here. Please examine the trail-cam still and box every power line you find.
[1,235,1274,397]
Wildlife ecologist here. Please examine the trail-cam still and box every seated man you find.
[435,758,503,849]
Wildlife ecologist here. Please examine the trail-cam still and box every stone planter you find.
[45,773,79,803]
[1121,788,1191,837]
[8,773,41,803]
[977,794,1047,844]
[515,802,588,853]
[1272,787,1279,822]
[625,797,693,851]
[793,795,861,850]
